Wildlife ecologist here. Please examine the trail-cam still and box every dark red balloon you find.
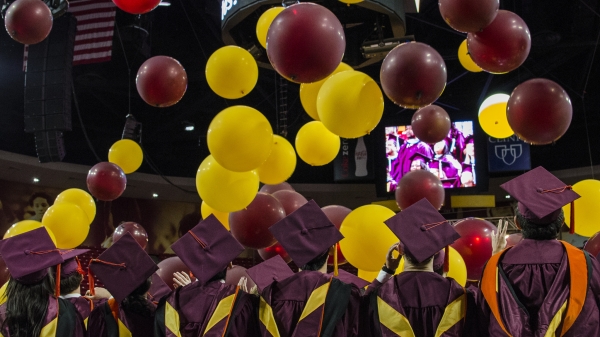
[0,255,9,287]
[112,221,148,249]
[506,233,523,248]
[584,231,600,257]
[450,218,496,280]
[506,78,572,145]
[136,56,187,107]
[322,205,351,266]
[272,190,308,215]
[87,162,127,201]
[467,10,531,74]
[266,3,345,83]
[411,105,451,144]
[381,42,447,109]
[260,182,295,194]
[439,0,499,33]
[395,170,445,210]
[229,192,286,249]
[4,0,52,45]
[113,0,160,14]
[156,257,195,291]
[258,242,292,263]
[225,265,256,289]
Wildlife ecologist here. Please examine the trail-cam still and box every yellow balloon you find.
[340,0,363,3]
[207,105,273,172]
[317,71,384,138]
[256,7,284,49]
[458,39,482,72]
[55,188,96,224]
[295,121,340,166]
[42,204,90,249]
[201,201,230,230]
[339,205,397,272]
[206,46,259,99]
[397,247,467,286]
[300,62,353,120]
[4,220,57,246]
[108,139,143,174]
[196,155,259,213]
[478,93,514,139]
[563,179,600,237]
[256,135,296,185]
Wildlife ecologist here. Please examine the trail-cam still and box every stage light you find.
[152,193,158,198]
[33,177,40,183]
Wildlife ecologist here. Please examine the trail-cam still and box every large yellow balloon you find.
[196,155,259,213]
[201,201,230,230]
[563,179,600,237]
[357,266,400,283]
[295,121,340,166]
[255,135,296,185]
[206,46,259,99]
[4,220,57,246]
[397,247,467,286]
[478,93,514,139]
[340,0,363,3]
[458,39,482,73]
[317,71,384,139]
[55,188,96,224]
[42,204,90,249]
[256,7,284,49]
[300,62,353,120]
[207,105,273,172]
[339,205,397,272]
[108,139,143,174]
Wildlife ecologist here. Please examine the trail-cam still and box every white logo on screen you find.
[221,0,238,20]
[494,144,522,165]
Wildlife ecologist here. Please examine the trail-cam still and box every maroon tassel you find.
[443,246,450,273]
[569,201,575,234]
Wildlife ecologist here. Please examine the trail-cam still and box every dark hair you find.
[516,208,563,240]
[178,212,202,237]
[121,277,154,317]
[404,250,434,267]
[433,265,444,276]
[58,272,83,295]
[2,275,55,337]
[301,250,329,271]
[28,192,53,207]
[208,268,228,283]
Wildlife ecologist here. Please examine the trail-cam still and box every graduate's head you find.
[56,249,88,295]
[516,207,563,240]
[410,157,427,171]
[300,249,330,271]
[208,267,228,283]
[58,271,83,295]
[403,250,434,268]
[121,276,154,317]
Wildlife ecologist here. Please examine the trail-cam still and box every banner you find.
[334,136,374,181]
[487,135,531,172]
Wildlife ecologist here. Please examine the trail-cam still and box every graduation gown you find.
[0,296,86,337]
[63,294,107,328]
[258,270,359,337]
[475,239,600,337]
[365,272,467,337]
[391,141,434,183]
[154,280,259,337]
[88,297,156,337]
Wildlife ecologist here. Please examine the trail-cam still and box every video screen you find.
[385,121,475,192]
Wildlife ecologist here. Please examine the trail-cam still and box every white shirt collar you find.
[60,293,81,299]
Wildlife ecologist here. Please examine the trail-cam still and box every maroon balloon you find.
[156,257,196,291]
[112,221,148,249]
[86,162,127,201]
[381,42,447,109]
[584,231,600,257]
[136,56,188,107]
[4,0,53,45]
[467,10,531,74]
[225,265,256,289]
[506,78,572,145]
[411,105,451,144]
[0,255,9,287]
[506,232,523,248]
[229,193,286,249]
[450,218,496,281]
[259,182,295,194]
[322,205,351,266]
[258,242,292,263]
[272,190,308,215]
[438,0,499,33]
[395,170,445,210]
[266,3,345,83]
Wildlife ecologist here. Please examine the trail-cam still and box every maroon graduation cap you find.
[59,249,89,278]
[148,273,171,303]
[269,200,344,268]
[331,269,370,289]
[171,214,244,285]
[246,255,294,292]
[89,232,158,303]
[385,198,460,272]
[500,166,580,233]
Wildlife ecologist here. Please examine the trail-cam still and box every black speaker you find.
[34,130,66,162]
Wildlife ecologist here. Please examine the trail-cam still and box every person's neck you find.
[70,286,81,295]
[403,260,434,272]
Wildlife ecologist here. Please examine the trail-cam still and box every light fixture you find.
[505,195,511,199]
[33,177,40,183]
[158,1,170,6]
[183,121,195,132]
[152,193,158,198]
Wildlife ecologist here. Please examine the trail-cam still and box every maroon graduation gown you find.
[88,297,156,337]
[474,239,600,337]
[65,295,107,328]
[391,141,434,183]
[154,280,259,337]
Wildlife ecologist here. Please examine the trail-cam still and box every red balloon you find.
[258,242,292,263]
[506,78,572,145]
[229,193,286,249]
[438,0,499,33]
[87,162,127,201]
[450,218,496,280]
[4,0,52,45]
[113,0,160,14]
[225,265,256,289]
[411,105,451,144]
[381,42,447,109]
[322,205,351,266]
[260,182,295,194]
[506,233,523,248]
[156,257,196,291]
[112,221,148,249]
[266,3,345,83]
[272,190,308,215]
[467,10,531,74]
[0,255,9,287]
[136,56,188,107]
[584,232,600,257]
[395,170,445,210]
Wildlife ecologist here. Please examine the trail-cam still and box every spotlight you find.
[183,121,195,132]
[505,195,511,199]
[33,177,40,183]
[152,193,159,198]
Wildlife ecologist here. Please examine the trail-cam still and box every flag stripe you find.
[76,30,114,42]
[70,0,116,65]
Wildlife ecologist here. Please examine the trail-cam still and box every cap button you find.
[24,250,31,254]
[536,187,543,193]
[419,225,426,231]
